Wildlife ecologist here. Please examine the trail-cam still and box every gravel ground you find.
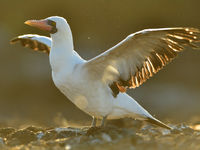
[0,119,200,150]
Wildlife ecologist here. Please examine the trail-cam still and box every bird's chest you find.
[52,71,83,102]
[52,69,93,113]
[52,70,113,117]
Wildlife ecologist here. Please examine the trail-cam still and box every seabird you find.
[11,16,200,130]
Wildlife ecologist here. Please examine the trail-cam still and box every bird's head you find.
[24,16,69,35]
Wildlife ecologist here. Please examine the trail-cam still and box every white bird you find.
[11,16,200,130]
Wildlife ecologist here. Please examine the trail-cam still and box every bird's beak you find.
[24,19,52,32]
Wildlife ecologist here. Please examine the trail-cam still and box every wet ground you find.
[0,119,200,150]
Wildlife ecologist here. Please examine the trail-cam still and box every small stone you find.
[25,126,44,133]
[7,129,37,146]
[0,137,4,145]
[55,127,78,133]
[101,133,112,142]
[161,129,171,135]
[37,131,44,140]
[0,127,15,138]
[56,130,77,138]
[41,130,57,141]
[171,128,181,134]
[90,138,102,144]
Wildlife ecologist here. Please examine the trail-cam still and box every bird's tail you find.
[145,117,172,130]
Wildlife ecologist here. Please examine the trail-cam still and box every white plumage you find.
[11,16,200,130]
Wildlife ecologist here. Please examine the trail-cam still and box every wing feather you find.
[10,34,51,54]
[84,27,200,97]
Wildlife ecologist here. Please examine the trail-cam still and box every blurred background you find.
[0,0,200,127]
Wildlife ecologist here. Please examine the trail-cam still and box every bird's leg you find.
[100,116,107,127]
[91,116,97,127]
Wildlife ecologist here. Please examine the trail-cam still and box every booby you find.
[11,16,200,130]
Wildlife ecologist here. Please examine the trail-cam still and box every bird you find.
[10,16,200,130]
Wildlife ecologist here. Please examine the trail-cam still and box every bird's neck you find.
[49,30,77,74]
[51,29,74,50]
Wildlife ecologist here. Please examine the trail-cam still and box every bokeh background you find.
[0,0,200,127]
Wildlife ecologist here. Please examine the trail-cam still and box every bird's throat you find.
[49,32,74,73]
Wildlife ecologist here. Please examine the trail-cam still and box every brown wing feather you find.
[116,28,200,92]
[10,37,50,54]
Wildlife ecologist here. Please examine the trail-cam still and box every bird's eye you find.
[47,20,56,27]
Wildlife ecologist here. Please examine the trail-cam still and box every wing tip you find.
[185,27,200,33]
[10,37,19,44]
[10,35,50,54]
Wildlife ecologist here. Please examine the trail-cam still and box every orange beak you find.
[24,19,52,32]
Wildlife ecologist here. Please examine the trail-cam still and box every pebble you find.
[7,129,37,146]
[0,127,15,138]
[37,131,44,140]
[101,133,112,142]
[0,137,4,145]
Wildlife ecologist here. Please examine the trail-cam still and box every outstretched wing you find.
[10,34,51,54]
[84,27,200,97]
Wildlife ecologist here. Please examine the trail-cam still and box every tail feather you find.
[146,117,172,130]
